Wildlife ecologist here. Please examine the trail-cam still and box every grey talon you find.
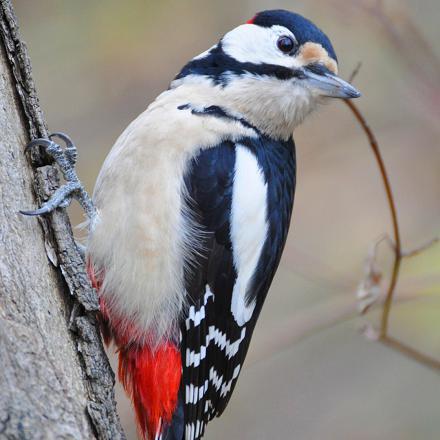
[25,138,53,152]
[20,181,80,216]
[19,208,46,217]
[49,132,75,147]
[21,134,97,224]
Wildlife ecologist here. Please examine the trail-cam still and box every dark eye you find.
[277,36,295,54]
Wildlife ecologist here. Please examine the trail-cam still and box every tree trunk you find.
[0,1,125,438]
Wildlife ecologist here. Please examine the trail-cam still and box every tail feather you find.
[160,389,185,440]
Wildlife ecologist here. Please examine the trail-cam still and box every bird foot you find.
[21,132,96,223]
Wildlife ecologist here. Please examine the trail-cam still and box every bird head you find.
[173,9,361,139]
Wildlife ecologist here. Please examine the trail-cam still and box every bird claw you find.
[19,181,80,216]
[50,132,78,167]
[25,138,53,152]
[21,133,96,222]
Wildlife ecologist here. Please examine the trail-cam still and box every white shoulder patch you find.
[230,145,268,326]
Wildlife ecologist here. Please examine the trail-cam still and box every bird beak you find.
[301,65,361,99]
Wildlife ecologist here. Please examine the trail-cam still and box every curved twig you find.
[344,99,402,339]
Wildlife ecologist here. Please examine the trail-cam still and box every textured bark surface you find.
[0,1,125,438]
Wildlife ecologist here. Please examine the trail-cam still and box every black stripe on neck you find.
[177,103,259,133]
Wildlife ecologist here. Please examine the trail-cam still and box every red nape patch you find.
[246,16,256,24]
[119,343,182,440]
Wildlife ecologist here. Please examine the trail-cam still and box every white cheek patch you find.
[230,145,268,326]
[221,24,299,69]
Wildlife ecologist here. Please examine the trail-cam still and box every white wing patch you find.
[230,145,268,326]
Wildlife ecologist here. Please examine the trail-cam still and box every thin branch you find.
[345,96,439,371]
[348,62,362,83]
[344,99,402,339]
[364,233,439,260]
[401,237,440,258]
[381,335,440,372]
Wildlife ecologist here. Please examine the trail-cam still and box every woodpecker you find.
[23,9,360,440]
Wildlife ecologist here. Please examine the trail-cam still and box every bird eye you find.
[277,36,295,54]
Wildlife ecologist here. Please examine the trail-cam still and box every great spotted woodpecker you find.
[23,9,360,440]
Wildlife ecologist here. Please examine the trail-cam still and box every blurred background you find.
[14,1,439,439]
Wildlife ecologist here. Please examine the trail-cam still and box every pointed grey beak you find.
[301,65,361,99]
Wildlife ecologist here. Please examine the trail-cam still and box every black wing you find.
[180,135,296,439]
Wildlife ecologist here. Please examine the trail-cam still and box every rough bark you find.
[0,1,125,438]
